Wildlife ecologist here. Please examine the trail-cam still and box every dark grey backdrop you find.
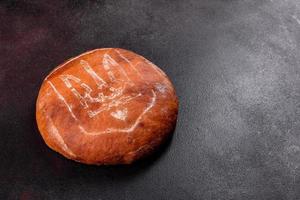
[1,0,300,199]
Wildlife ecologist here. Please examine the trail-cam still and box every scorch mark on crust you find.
[48,81,78,121]
[48,117,76,157]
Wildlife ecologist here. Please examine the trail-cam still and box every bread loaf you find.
[36,48,178,165]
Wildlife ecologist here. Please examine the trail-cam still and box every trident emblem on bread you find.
[59,53,142,119]
[36,48,177,164]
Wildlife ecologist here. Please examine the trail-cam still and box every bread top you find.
[36,48,178,164]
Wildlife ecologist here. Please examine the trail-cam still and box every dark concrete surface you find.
[1,0,300,199]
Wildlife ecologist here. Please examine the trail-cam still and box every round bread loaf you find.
[36,48,178,165]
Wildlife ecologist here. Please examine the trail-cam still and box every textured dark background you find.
[1,0,300,199]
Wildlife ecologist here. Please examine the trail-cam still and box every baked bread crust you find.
[36,48,178,165]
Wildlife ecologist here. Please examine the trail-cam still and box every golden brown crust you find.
[36,48,178,165]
